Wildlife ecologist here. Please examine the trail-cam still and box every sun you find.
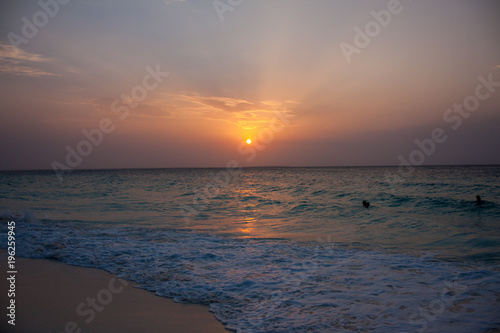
[246,139,252,144]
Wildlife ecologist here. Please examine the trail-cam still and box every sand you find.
[0,251,231,333]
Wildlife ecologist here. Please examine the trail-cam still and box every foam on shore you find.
[6,221,500,332]
[0,250,230,333]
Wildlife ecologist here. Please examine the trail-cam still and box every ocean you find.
[1,166,500,332]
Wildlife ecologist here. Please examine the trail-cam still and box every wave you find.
[2,217,500,332]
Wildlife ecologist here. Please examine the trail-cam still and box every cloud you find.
[159,92,299,129]
[0,64,57,77]
[62,97,171,120]
[0,43,58,77]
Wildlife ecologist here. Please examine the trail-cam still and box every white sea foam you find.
[4,218,500,333]
[2,166,500,331]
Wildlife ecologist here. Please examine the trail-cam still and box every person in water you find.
[362,200,370,208]
[476,195,483,205]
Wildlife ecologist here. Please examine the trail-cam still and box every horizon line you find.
[1,163,499,173]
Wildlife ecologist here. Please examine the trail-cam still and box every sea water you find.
[1,166,499,332]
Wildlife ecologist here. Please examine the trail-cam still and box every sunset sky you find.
[1,0,499,170]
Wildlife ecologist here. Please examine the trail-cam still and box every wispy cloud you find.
[158,92,299,129]
[0,43,57,77]
[62,97,172,120]
[0,64,57,77]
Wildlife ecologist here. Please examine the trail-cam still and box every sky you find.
[0,0,499,171]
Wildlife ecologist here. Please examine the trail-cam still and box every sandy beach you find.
[0,250,230,333]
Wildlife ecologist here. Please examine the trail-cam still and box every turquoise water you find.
[2,166,499,259]
[1,166,500,332]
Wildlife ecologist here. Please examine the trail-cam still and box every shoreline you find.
[0,250,231,333]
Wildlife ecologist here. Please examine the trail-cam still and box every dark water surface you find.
[1,166,499,332]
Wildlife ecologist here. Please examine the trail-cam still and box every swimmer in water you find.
[362,200,370,208]
[476,195,483,205]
